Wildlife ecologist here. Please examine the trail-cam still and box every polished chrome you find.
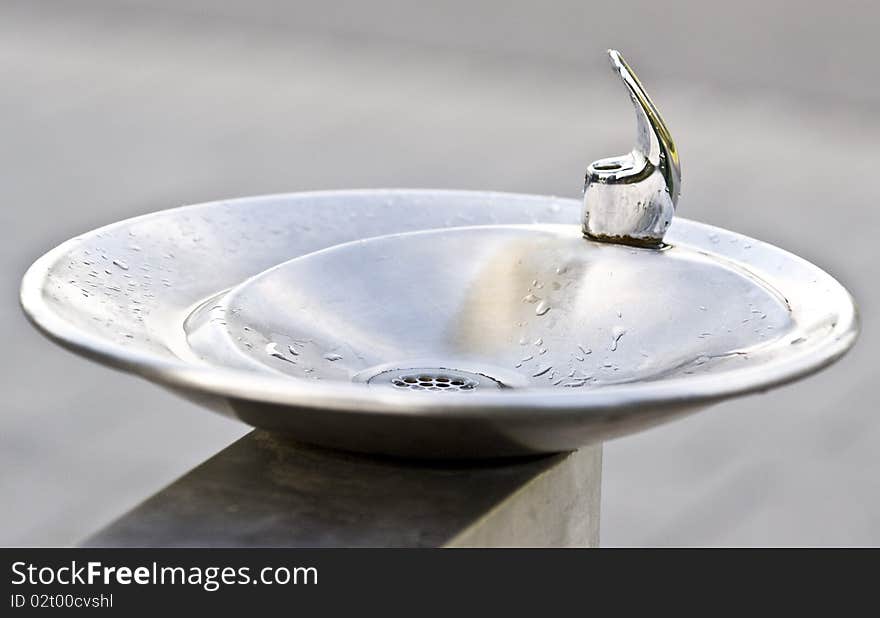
[20,190,859,457]
[583,50,681,247]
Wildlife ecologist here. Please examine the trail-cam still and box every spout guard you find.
[583,50,681,247]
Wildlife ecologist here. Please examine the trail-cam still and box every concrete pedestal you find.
[85,431,602,548]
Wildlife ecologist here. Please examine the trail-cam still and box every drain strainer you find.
[362,368,505,392]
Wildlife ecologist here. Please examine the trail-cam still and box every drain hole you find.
[395,371,480,392]
[361,366,508,392]
[387,370,483,392]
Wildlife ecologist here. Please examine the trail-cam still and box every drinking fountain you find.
[21,51,859,460]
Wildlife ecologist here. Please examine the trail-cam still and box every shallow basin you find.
[20,190,858,457]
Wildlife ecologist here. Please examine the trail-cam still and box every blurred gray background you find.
[2,0,877,546]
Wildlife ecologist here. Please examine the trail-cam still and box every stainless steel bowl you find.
[20,190,858,457]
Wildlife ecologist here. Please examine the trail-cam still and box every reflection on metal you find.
[20,190,858,457]
[583,50,681,247]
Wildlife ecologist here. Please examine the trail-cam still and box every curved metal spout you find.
[583,50,681,247]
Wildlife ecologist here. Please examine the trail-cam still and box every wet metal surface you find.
[21,193,857,456]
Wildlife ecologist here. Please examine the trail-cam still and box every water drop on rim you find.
[266,342,295,364]
[610,327,626,351]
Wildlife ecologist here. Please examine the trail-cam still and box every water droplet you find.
[556,265,568,275]
[265,342,295,364]
[532,365,552,377]
[522,293,540,304]
[578,344,592,356]
[610,327,627,351]
[323,353,343,361]
[112,259,129,270]
[534,337,544,346]
[535,301,551,316]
